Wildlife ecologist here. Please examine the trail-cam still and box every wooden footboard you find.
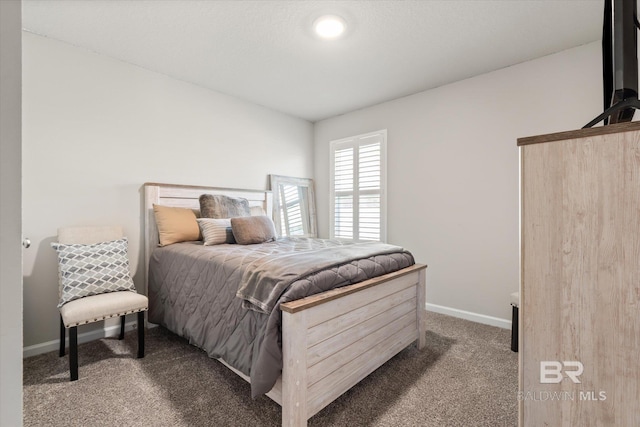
[143,183,427,427]
[279,264,427,427]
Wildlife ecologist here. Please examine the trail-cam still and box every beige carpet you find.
[23,311,518,426]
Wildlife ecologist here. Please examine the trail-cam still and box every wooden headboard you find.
[143,182,272,294]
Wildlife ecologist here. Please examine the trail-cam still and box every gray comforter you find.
[148,237,414,397]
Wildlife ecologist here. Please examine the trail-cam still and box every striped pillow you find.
[196,218,235,245]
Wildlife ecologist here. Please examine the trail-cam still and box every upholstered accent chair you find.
[54,226,148,381]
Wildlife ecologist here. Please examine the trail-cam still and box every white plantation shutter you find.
[358,142,382,241]
[330,130,386,242]
[334,146,354,239]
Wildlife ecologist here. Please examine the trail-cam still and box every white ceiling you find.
[21,0,604,122]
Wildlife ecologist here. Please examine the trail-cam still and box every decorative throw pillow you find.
[231,215,277,245]
[196,218,236,245]
[153,204,200,246]
[199,194,251,219]
[52,238,137,308]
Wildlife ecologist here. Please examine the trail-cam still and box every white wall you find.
[314,42,603,326]
[1,1,23,424]
[22,32,313,350]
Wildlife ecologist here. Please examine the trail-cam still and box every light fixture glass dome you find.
[313,15,346,39]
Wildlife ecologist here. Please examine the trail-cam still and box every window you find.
[330,130,386,242]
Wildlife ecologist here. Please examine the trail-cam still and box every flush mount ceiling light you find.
[313,15,346,39]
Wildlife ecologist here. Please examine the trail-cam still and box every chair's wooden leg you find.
[511,305,519,353]
[59,315,66,357]
[137,311,145,358]
[119,315,125,340]
[69,326,78,381]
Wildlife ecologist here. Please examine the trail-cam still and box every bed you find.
[143,182,427,427]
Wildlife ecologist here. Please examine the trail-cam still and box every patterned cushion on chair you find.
[52,238,136,308]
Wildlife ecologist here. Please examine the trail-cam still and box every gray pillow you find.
[199,194,251,219]
[51,238,136,307]
[231,216,277,245]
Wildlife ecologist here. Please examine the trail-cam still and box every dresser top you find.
[518,121,640,146]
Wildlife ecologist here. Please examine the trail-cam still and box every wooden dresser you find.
[518,122,640,426]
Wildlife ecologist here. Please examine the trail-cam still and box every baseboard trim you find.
[23,321,140,359]
[24,305,508,357]
[426,303,511,329]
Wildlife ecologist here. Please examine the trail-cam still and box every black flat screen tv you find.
[593,0,639,126]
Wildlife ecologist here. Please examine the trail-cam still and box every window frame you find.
[329,129,387,242]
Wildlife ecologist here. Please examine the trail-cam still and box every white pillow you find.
[197,218,234,245]
[51,238,136,308]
